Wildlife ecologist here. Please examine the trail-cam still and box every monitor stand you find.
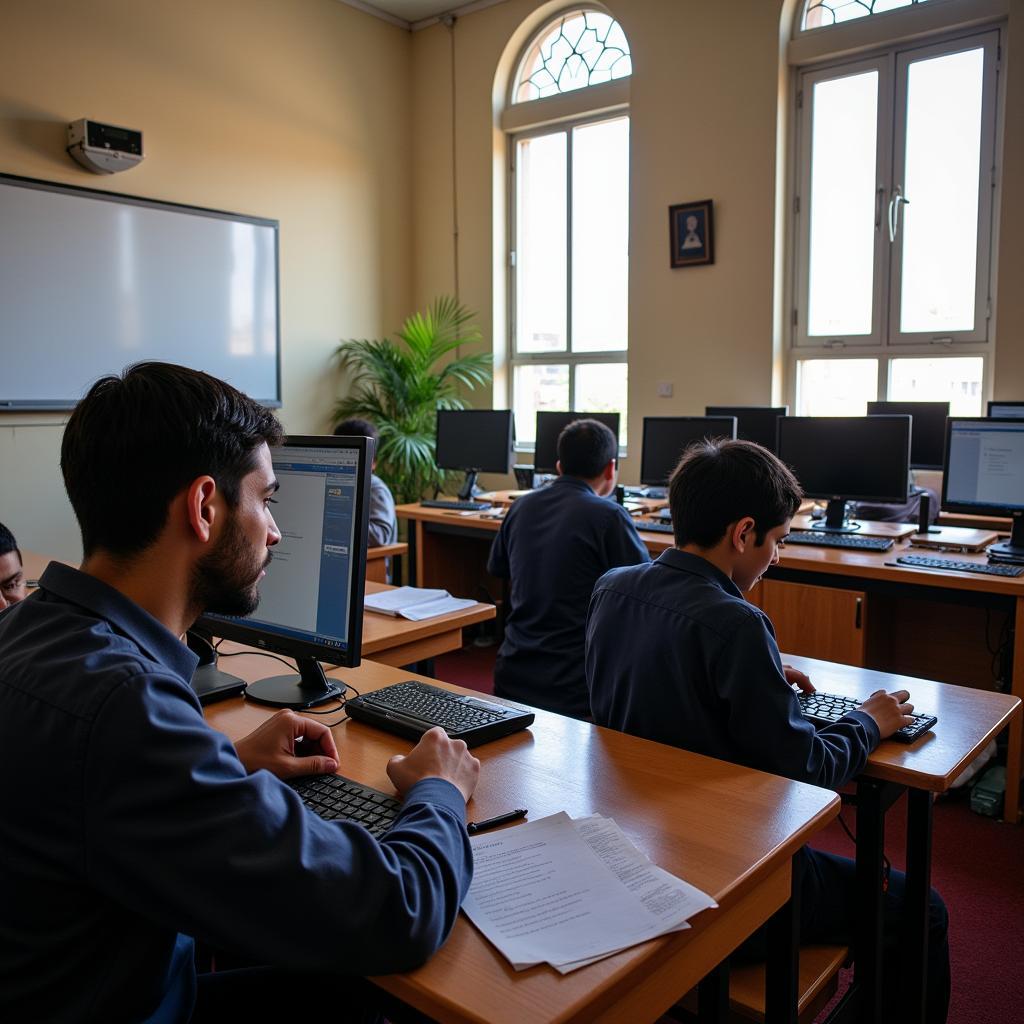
[457,469,483,501]
[185,630,246,705]
[809,497,861,534]
[244,657,345,709]
[989,511,1024,561]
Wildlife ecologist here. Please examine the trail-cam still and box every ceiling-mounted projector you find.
[66,118,144,174]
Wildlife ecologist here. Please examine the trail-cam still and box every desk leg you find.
[1007,597,1024,823]
[763,855,801,1024]
[697,962,730,1024]
[855,780,888,1024]
[903,789,933,1024]
[408,522,420,587]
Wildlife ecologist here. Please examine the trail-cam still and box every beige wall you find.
[0,0,412,559]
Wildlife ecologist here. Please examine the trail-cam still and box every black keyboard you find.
[798,691,937,743]
[639,520,674,534]
[420,499,492,511]
[290,773,402,837]
[346,681,535,747]
[785,531,894,552]
[895,554,1024,577]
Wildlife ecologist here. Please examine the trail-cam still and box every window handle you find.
[888,186,910,242]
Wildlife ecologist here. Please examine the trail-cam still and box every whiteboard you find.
[0,174,280,409]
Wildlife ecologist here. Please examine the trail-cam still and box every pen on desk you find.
[467,808,528,834]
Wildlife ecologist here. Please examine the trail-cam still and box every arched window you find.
[503,10,631,448]
[802,0,934,33]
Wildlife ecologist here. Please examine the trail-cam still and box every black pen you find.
[467,808,528,835]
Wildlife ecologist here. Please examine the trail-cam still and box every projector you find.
[66,118,144,174]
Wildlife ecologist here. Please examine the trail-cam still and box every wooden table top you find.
[207,659,839,1024]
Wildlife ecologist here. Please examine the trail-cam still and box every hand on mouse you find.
[235,709,340,780]
[783,664,815,694]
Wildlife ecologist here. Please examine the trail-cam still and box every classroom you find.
[2,1,1023,1022]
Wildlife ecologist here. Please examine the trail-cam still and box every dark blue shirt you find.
[586,549,879,788]
[487,476,650,718]
[0,563,472,1024]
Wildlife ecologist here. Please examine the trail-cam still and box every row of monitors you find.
[434,405,1024,518]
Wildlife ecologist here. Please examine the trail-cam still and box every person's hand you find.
[386,727,480,803]
[784,664,815,694]
[234,709,340,780]
[858,689,915,740]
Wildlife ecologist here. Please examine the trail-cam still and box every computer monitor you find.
[640,416,738,486]
[533,411,620,474]
[987,401,1024,419]
[198,434,373,709]
[943,418,1024,555]
[435,409,515,500]
[867,400,950,470]
[704,406,788,455]
[777,416,911,532]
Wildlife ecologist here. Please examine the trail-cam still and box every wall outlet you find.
[656,381,673,398]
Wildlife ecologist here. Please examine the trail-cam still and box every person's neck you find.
[81,546,196,639]
[678,542,736,583]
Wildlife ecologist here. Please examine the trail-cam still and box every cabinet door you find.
[761,580,867,666]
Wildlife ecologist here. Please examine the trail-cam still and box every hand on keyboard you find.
[386,726,481,803]
[783,664,814,694]
[235,709,340,780]
[859,689,915,740]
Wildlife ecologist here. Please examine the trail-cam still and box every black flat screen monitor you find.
[987,401,1024,419]
[198,435,372,708]
[435,409,515,499]
[867,400,949,470]
[777,416,911,532]
[943,418,1024,554]
[641,416,738,486]
[534,411,620,474]
[704,406,788,454]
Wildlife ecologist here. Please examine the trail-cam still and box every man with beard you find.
[0,362,479,1023]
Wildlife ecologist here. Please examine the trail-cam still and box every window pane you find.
[803,1,928,31]
[572,117,629,353]
[574,363,628,444]
[513,364,569,444]
[899,48,985,334]
[516,133,567,353]
[796,358,878,415]
[807,71,878,337]
[889,357,984,415]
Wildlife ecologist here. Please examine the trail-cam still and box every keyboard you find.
[638,519,674,534]
[798,691,937,743]
[785,531,894,552]
[290,773,402,837]
[346,681,535,747]
[895,554,1024,578]
[420,499,492,511]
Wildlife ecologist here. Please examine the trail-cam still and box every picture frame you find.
[669,199,714,268]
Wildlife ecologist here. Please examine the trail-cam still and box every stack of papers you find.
[461,812,716,973]
[363,586,477,621]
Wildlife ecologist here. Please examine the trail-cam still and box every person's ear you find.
[555,459,563,476]
[605,460,616,481]
[185,476,219,544]
[731,516,756,552]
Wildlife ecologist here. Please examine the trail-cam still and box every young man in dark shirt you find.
[487,418,650,718]
[586,438,949,1023]
[0,362,480,1023]
[0,521,28,610]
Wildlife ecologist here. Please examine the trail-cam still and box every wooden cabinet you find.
[759,580,867,667]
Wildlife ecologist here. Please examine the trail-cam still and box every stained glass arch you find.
[802,0,934,31]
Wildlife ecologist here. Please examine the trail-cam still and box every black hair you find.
[61,362,284,558]
[0,522,21,565]
[333,417,379,443]
[668,438,803,548]
[557,418,617,479]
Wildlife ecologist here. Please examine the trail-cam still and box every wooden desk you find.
[366,542,407,584]
[207,658,840,1024]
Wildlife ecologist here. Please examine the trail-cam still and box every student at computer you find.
[334,417,398,547]
[0,522,28,610]
[0,363,479,1023]
[487,418,650,719]
[585,438,949,1022]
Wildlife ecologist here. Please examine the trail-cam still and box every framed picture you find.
[669,199,714,267]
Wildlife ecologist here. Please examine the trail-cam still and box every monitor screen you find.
[987,401,1024,419]
[640,416,738,485]
[867,400,949,470]
[435,409,514,473]
[534,411,620,474]
[777,416,911,502]
[943,418,1024,515]
[199,435,372,669]
[704,406,788,454]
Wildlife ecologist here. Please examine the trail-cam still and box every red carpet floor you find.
[434,645,1024,1024]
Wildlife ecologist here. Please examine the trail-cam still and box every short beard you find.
[191,514,269,618]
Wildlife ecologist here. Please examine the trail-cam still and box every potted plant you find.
[332,296,493,503]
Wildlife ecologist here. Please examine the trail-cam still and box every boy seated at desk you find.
[334,417,398,547]
[0,521,29,610]
[586,438,950,1024]
[487,418,650,719]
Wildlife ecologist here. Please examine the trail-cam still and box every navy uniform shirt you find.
[487,476,650,718]
[586,549,879,788]
[0,563,473,1024]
